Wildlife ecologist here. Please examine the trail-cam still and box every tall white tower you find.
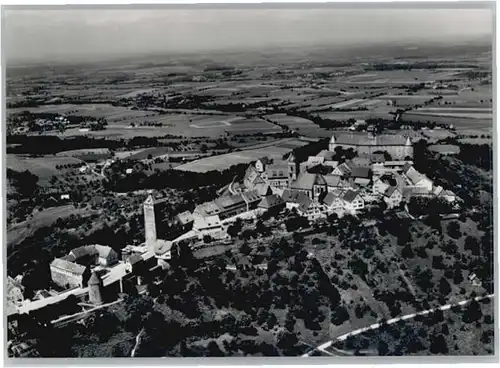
[328,135,336,152]
[143,194,157,250]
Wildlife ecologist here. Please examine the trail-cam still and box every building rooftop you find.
[322,191,343,206]
[282,189,309,204]
[290,172,326,191]
[316,150,336,160]
[350,167,371,179]
[331,133,410,146]
[176,211,194,225]
[258,194,285,209]
[50,258,87,275]
[405,168,429,186]
[335,162,353,176]
[265,163,289,179]
[342,190,360,203]
[241,189,262,204]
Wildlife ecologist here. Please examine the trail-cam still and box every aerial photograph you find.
[3,4,495,359]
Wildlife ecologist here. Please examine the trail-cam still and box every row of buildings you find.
[139,132,458,254]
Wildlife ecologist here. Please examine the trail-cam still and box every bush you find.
[446,221,461,239]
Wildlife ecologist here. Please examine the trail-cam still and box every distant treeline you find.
[6,135,164,155]
[289,138,329,164]
[105,163,249,193]
[365,63,480,71]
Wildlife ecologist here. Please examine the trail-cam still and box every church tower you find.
[328,135,336,152]
[287,153,297,182]
[143,194,157,251]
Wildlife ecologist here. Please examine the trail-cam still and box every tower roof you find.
[88,272,102,286]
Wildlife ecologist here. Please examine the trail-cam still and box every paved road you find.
[302,293,494,357]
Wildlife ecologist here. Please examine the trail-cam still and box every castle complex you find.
[329,133,414,160]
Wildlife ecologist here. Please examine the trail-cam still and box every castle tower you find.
[143,194,157,251]
[88,272,103,305]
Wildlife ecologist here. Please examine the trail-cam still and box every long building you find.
[329,133,413,160]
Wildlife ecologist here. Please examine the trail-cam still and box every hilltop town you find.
[5,35,494,357]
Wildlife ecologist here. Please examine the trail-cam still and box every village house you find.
[322,191,344,212]
[350,167,372,187]
[263,162,291,189]
[296,195,325,221]
[290,172,327,199]
[50,244,119,289]
[402,164,434,191]
[255,157,272,173]
[282,189,309,211]
[341,190,365,213]
[383,186,403,209]
[332,162,353,177]
[256,194,286,214]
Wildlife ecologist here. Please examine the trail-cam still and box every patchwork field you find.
[7,205,100,248]
[402,113,492,129]
[7,154,82,183]
[264,113,317,130]
[175,138,309,172]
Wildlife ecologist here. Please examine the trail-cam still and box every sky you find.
[3,7,494,63]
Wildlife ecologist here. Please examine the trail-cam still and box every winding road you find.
[301,293,494,357]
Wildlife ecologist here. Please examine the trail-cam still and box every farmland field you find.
[175,138,309,172]
[7,205,100,248]
[428,144,460,154]
[402,113,492,129]
[7,154,82,183]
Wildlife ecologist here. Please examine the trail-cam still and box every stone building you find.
[329,133,413,160]
[51,245,118,289]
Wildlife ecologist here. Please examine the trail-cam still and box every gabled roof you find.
[215,194,245,209]
[335,162,352,176]
[291,172,326,191]
[324,175,342,188]
[241,189,262,203]
[350,167,371,179]
[94,245,116,259]
[322,191,343,206]
[258,194,285,209]
[265,163,289,179]
[384,186,400,198]
[254,182,271,196]
[282,189,309,204]
[70,245,97,259]
[342,190,361,203]
[297,195,313,213]
[405,168,430,186]
[50,258,87,275]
